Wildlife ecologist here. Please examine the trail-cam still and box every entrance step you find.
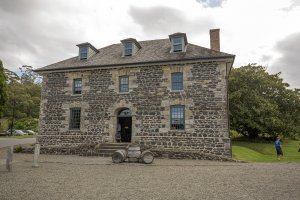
[96,143,129,157]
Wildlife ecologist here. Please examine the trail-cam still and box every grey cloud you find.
[0,0,40,14]
[290,0,300,8]
[260,55,271,62]
[282,0,300,11]
[128,6,215,38]
[270,32,300,88]
[0,0,84,71]
[196,0,225,8]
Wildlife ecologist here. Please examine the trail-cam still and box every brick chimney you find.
[210,29,220,51]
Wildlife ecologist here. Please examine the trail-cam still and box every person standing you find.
[275,137,283,160]
[116,123,121,142]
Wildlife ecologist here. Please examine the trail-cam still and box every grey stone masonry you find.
[38,61,232,158]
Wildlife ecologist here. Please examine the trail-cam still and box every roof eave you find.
[34,55,235,73]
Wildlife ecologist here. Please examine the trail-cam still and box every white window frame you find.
[119,76,129,93]
[171,72,183,91]
[172,37,183,52]
[170,105,185,130]
[124,42,133,56]
[73,79,82,95]
[79,47,88,60]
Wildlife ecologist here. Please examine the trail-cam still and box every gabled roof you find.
[76,42,99,53]
[169,32,188,44]
[35,38,235,72]
[120,38,141,49]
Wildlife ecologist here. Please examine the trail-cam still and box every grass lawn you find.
[232,140,300,162]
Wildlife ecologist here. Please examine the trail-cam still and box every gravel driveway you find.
[0,138,36,148]
[0,153,299,200]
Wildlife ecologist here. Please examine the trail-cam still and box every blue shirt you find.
[275,140,281,148]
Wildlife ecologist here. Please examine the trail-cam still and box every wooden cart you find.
[112,145,154,164]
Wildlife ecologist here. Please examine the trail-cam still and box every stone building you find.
[35,29,235,158]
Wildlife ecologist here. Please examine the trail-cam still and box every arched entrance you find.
[117,108,132,143]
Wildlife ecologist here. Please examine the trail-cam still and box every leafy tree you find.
[19,65,42,84]
[229,64,300,138]
[2,66,41,131]
[0,60,8,117]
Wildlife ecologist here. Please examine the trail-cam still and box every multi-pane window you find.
[70,108,81,130]
[79,47,88,60]
[173,37,182,52]
[171,106,185,130]
[119,76,129,92]
[73,79,82,94]
[172,72,183,90]
[124,42,133,56]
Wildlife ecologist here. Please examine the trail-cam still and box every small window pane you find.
[118,109,131,117]
[171,106,184,130]
[173,37,182,44]
[119,76,129,92]
[73,79,82,94]
[70,108,81,129]
[124,42,132,56]
[172,73,183,90]
[80,47,88,59]
[173,37,182,52]
[173,44,182,52]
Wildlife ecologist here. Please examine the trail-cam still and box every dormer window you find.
[169,33,188,53]
[76,42,99,60]
[172,37,183,52]
[79,47,88,60]
[124,42,133,56]
[121,38,141,57]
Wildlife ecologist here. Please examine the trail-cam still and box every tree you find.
[2,65,41,131]
[229,64,300,138]
[0,60,8,117]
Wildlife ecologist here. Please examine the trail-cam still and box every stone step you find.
[100,143,130,147]
[100,145,128,150]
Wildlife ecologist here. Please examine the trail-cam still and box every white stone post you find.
[6,146,13,172]
[32,143,40,168]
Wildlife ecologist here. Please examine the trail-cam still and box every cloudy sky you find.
[0,0,299,88]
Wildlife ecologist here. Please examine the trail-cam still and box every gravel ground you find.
[0,138,36,148]
[0,153,299,200]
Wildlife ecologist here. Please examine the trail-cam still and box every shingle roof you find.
[35,38,235,72]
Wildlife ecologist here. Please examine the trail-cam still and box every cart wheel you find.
[112,150,127,163]
[140,150,154,164]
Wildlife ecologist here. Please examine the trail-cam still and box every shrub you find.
[14,145,23,153]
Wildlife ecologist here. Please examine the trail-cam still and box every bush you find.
[14,145,23,153]
[0,118,9,130]
[14,117,39,131]
[230,130,241,138]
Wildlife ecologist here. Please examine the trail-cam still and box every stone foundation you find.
[18,144,235,162]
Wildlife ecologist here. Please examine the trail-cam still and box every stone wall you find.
[18,145,235,162]
[38,61,231,158]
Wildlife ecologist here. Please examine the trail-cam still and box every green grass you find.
[0,135,37,139]
[232,140,300,162]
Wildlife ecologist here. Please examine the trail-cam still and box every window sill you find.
[171,90,184,92]
[170,50,186,53]
[71,94,82,97]
[119,92,130,94]
[69,129,81,131]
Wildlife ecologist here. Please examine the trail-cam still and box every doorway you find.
[117,108,132,143]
